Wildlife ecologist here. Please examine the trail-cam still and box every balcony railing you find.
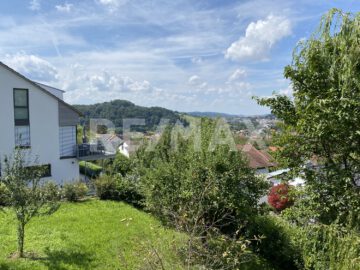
[76,143,116,161]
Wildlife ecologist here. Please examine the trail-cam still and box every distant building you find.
[238,143,276,174]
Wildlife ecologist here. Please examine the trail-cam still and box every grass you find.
[0,200,186,269]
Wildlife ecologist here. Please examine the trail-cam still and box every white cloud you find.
[225,15,291,61]
[29,0,41,11]
[96,0,128,12]
[191,56,203,64]
[228,68,247,82]
[278,84,293,96]
[3,52,59,82]
[188,75,207,89]
[55,3,74,13]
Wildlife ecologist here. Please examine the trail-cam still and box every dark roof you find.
[0,61,82,116]
[238,143,276,169]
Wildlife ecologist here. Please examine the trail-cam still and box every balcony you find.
[76,143,116,161]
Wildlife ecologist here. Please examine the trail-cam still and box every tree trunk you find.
[17,221,25,258]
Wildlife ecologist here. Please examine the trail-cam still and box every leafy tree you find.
[255,9,360,225]
[267,184,293,212]
[111,153,132,176]
[74,99,185,133]
[137,118,267,226]
[134,118,269,268]
[0,150,60,258]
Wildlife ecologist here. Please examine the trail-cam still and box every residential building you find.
[0,62,115,184]
[239,143,276,174]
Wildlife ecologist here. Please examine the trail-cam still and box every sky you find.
[0,0,358,115]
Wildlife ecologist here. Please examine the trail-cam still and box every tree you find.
[135,118,269,268]
[268,184,293,211]
[0,150,60,258]
[255,9,360,225]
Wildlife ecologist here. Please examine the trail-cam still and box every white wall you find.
[0,66,79,184]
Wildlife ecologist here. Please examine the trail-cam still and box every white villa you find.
[0,62,115,184]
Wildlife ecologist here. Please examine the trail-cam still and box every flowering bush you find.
[268,184,293,211]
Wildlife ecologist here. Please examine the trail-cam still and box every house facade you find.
[0,62,86,184]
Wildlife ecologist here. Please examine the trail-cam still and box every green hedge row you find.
[79,161,103,178]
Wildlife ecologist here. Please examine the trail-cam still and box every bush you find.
[246,215,302,269]
[111,153,132,176]
[268,183,293,211]
[294,224,360,270]
[94,174,143,207]
[94,175,119,200]
[79,161,103,178]
[42,182,62,202]
[247,214,360,270]
[0,183,10,206]
[63,182,88,202]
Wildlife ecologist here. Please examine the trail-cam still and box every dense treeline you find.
[73,99,183,132]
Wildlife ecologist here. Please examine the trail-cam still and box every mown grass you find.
[0,200,186,269]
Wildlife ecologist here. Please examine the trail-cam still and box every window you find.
[14,89,30,147]
[14,89,29,126]
[25,164,52,178]
[15,126,31,147]
[59,126,77,158]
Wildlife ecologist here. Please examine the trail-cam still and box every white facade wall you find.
[0,66,79,185]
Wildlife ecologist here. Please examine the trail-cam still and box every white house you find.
[0,62,115,184]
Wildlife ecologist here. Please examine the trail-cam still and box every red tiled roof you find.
[238,144,276,169]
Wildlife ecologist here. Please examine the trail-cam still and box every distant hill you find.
[187,111,275,119]
[187,111,242,118]
[73,100,183,133]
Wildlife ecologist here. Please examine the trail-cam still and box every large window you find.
[14,89,30,147]
[59,126,77,158]
[14,89,29,125]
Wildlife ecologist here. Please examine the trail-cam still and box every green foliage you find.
[63,182,88,202]
[255,8,360,226]
[246,215,302,269]
[79,161,103,178]
[94,174,144,207]
[0,150,60,257]
[134,118,268,267]
[111,153,132,176]
[137,118,267,229]
[74,99,184,133]
[0,182,10,206]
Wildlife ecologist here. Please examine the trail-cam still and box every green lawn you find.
[0,200,185,269]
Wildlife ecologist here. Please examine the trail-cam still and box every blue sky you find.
[0,0,358,114]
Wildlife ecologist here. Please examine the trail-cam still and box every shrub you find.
[111,153,132,176]
[79,161,103,178]
[268,183,293,211]
[0,183,10,206]
[246,215,303,269]
[94,175,120,201]
[42,181,62,202]
[294,224,360,270]
[95,174,144,207]
[63,182,88,202]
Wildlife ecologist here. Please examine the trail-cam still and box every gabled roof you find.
[238,143,276,169]
[0,61,82,116]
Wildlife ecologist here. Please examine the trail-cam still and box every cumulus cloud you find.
[225,15,291,61]
[188,75,207,89]
[29,0,41,11]
[60,65,159,97]
[55,3,73,13]
[3,52,59,82]
[228,68,247,82]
